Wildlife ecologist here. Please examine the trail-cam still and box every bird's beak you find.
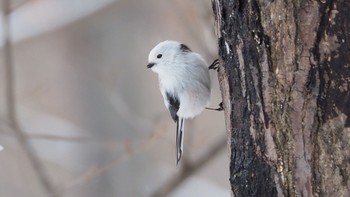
[147,63,155,68]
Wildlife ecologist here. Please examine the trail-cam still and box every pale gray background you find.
[0,0,228,196]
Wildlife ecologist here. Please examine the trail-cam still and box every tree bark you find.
[212,0,350,196]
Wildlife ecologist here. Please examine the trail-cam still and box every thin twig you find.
[151,135,227,197]
[2,0,55,195]
[28,133,94,142]
[0,129,94,142]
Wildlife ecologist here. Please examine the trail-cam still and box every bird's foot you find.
[206,102,223,111]
[208,59,219,71]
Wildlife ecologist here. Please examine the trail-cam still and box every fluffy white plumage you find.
[147,40,211,164]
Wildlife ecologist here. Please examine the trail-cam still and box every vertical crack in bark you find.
[310,0,334,194]
[313,0,335,125]
[310,0,350,196]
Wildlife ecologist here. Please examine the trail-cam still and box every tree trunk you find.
[211,0,350,196]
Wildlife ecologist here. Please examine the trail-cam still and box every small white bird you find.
[147,40,218,164]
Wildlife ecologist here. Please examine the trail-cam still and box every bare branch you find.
[2,0,55,195]
[57,120,168,196]
[151,135,227,197]
[28,133,93,142]
[10,0,31,12]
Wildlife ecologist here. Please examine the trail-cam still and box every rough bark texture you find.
[212,0,350,196]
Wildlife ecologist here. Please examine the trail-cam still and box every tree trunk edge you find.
[212,0,279,196]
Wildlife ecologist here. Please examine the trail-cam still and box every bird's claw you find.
[206,102,223,111]
[208,59,219,71]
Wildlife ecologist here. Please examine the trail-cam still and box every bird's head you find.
[147,40,191,74]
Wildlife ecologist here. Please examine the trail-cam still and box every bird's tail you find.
[176,118,184,165]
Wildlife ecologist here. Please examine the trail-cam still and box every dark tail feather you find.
[176,118,184,165]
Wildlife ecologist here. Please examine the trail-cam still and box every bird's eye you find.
[157,54,162,59]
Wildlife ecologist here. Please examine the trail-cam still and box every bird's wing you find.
[165,91,184,164]
[165,92,180,122]
[164,91,184,164]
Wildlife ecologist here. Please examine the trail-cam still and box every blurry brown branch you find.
[58,155,130,196]
[151,135,227,197]
[28,133,93,142]
[0,128,95,142]
[2,0,55,196]
[58,120,168,196]
[10,0,31,12]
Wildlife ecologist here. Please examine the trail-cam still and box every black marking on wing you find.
[166,92,180,122]
[180,44,192,53]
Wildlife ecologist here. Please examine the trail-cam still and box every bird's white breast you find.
[158,53,211,119]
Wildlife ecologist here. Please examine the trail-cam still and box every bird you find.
[147,40,218,164]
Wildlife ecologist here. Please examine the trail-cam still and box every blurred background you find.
[0,0,228,196]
